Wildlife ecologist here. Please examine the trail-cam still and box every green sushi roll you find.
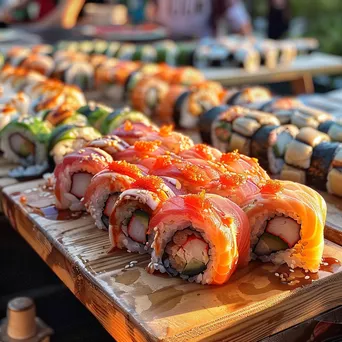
[77,103,112,131]
[116,43,136,60]
[105,42,121,58]
[48,124,101,165]
[92,39,109,55]
[100,107,150,135]
[155,40,179,65]
[1,117,51,174]
[132,45,157,62]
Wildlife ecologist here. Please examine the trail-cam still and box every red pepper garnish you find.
[134,140,161,153]
[220,150,240,163]
[220,172,246,187]
[260,180,283,194]
[159,124,173,137]
[108,160,142,179]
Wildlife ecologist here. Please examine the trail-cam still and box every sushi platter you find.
[3,179,342,342]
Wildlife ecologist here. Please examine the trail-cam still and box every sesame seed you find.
[275,273,279,277]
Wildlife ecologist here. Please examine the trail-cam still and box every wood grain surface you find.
[3,179,342,342]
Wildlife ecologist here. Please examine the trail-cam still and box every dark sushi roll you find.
[318,121,342,143]
[61,61,95,91]
[223,86,272,106]
[78,40,95,55]
[105,42,121,58]
[92,39,109,55]
[327,147,342,197]
[258,97,302,124]
[251,124,299,174]
[199,105,229,144]
[116,43,136,60]
[211,106,280,155]
[290,105,332,129]
[155,40,179,65]
[77,102,112,131]
[307,142,340,192]
[132,45,157,63]
[48,124,101,165]
[193,39,230,68]
[100,107,150,135]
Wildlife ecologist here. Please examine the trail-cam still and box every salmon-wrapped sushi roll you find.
[111,121,159,145]
[83,161,145,230]
[242,180,326,272]
[142,125,194,154]
[170,67,205,86]
[54,147,113,211]
[148,193,250,284]
[219,151,270,185]
[130,76,169,117]
[115,140,167,168]
[204,172,260,206]
[110,175,182,254]
[179,144,222,162]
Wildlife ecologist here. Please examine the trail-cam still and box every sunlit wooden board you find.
[2,179,342,342]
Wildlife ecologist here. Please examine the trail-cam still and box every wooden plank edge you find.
[1,191,156,342]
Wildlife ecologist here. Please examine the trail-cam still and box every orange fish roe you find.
[108,161,142,179]
[134,140,162,153]
[184,192,211,211]
[220,150,240,163]
[260,180,283,195]
[220,173,246,187]
[159,124,173,137]
[153,155,174,169]
[180,164,207,185]
[20,195,27,204]
[222,216,234,227]
[124,120,133,131]
[131,176,169,202]
[193,144,216,161]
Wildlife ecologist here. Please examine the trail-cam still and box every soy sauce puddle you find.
[239,257,341,295]
[11,184,83,221]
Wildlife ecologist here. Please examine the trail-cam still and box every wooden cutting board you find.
[3,179,342,342]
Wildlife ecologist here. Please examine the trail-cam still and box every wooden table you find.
[203,52,342,94]
[2,179,342,342]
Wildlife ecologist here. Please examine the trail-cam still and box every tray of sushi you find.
[2,115,342,341]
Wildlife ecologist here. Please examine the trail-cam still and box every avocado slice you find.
[254,232,288,256]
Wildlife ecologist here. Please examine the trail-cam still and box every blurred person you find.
[147,0,252,38]
[267,0,291,39]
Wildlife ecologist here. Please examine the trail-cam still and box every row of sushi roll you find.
[52,117,326,285]
[53,36,317,69]
[200,105,342,197]
[3,46,341,142]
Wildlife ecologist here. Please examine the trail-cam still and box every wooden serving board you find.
[3,179,342,342]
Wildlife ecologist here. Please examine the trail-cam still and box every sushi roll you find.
[242,180,326,272]
[258,97,302,124]
[284,127,330,171]
[116,43,136,60]
[110,175,181,254]
[173,83,222,129]
[111,121,159,146]
[62,62,95,91]
[20,54,55,76]
[156,85,187,125]
[6,46,31,66]
[130,76,169,117]
[92,39,109,55]
[251,124,299,174]
[318,120,342,143]
[31,44,54,55]
[42,103,76,126]
[290,105,332,129]
[142,124,194,154]
[327,147,342,197]
[48,124,101,165]
[104,61,140,103]
[77,102,112,131]
[170,67,205,86]
[219,151,270,185]
[179,143,222,162]
[223,86,272,106]
[54,147,113,211]
[155,40,179,65]
[86,135,130,157]
[8,91,31,117]
[105,42,121,58]
[148,193,250,284]
[1,117,51,174]
[83,160,144,230]
[132,45,157,62]
[253,40,279,69]
[193,39,230,68]
[0,104,20,131]
[100,107,150,135]
[211,106,280,156]
[277,41,297,66]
